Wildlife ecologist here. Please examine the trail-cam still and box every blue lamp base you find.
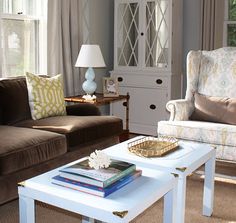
[82,67,97,100]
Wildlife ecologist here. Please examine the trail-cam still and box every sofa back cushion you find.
[0,108,2,124]
[0,77,31,124]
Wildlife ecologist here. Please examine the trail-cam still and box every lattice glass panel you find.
[117,2,139,66]
[145,0,169,68]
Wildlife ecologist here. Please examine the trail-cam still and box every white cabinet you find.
[111,0,183,135]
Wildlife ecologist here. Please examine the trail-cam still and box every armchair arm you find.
[66,103,101,116]
[166,99,194,121]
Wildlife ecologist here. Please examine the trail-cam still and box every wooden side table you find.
[65,93,130,141]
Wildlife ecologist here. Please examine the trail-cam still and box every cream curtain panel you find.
[201,0,225,50]
[47,0,82,96]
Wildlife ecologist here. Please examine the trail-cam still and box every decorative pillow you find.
[26,72,66,120]
[190,92,236,125]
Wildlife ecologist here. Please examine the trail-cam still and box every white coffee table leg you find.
[203,152,216,216]
[163,186,177,223]
[176,176,187,223]
[19,195,35,223]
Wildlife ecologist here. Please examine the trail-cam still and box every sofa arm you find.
[166,99,194,121]
[66,103,101,116]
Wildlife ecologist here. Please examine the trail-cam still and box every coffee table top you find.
[18,158,177,223]
[104,136,216,176]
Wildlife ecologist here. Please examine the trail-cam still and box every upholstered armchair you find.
[158,47,236,162]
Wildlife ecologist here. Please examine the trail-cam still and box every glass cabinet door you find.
[145,0,169,68]
[116,1,140,67]
[115,0,170,69]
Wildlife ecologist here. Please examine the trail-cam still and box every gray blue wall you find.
[183,0,202,96]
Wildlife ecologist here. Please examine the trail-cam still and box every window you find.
[0,0,47,77]
[224,0,236,46]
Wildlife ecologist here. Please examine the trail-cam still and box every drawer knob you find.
[150,104,156,110]
[123,102,127,107]
[118,77,123,82]
[156,79,163,85]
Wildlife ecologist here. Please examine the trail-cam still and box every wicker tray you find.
[128,136,178,157]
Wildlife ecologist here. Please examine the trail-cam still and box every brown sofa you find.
[0,77,123,204]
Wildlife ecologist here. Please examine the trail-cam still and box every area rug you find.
[0,163,236,223]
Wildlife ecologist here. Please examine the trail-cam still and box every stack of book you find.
[52,158,141,197]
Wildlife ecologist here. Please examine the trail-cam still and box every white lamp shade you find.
[75,44,106,68]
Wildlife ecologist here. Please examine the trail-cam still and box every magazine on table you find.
[52,169,142,197]
[59,158,136,187]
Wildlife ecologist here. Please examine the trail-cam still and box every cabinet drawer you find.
[112,73,169,88]
[111,87,169,131]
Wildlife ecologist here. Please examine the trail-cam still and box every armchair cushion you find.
[158,120,236,147]
[158,120,236,161]
[190,93,236,125]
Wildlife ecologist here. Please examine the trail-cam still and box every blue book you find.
[52,169,142,197]
[59,158,136,188]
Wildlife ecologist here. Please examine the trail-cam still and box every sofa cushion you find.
[15,116,123,148]
[0,126,67,175]
[190,93,236,124]
[25,72,66,120]
[0,77,31,125]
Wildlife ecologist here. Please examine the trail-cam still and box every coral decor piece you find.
[88,150,111,170]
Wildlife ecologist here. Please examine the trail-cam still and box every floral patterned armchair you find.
[158,47,236,162]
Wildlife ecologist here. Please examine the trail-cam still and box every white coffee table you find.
[18,159,178,223]
[104,136,216,223]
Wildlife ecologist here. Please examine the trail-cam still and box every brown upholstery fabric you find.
[66,103,101,116]
[190,92,236,124]
[0,136,118,205]
[15,116,123,148]
[0,108,2,124]
[0,126,66,175]
[0,77,31,124]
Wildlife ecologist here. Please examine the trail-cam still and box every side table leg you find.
[176,176,187,223]
[82,216,95,223]
[19,195,35,223]
[82,217,107,223]
[203,152,216,216]
[163,186,177,223]
[125,92,130,132]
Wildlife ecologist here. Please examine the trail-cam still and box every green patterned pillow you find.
[26,72,66,120]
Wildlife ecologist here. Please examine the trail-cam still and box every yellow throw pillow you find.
[26,72,66,120]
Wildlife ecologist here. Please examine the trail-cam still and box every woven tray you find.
[128,136,178,157]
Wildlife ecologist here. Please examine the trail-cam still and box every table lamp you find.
[75,44,106,100]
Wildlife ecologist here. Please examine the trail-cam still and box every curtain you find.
[201,0,225,50]
[47,0,82,96]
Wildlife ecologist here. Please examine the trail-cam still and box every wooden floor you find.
[129,133,139,138]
